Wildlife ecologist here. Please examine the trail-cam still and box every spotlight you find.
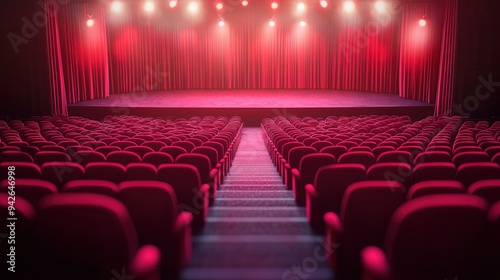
[169,0,177,8]
[419,18,427,27]
[271,1,278,9]
[144,1,155,13]
[188,2,199,13]
[374,1,386,12]
[242,0,248,6]
[86,16,94,27]
[111,1,123,13]
[320,0,328,8]
[269,18,276,27]
[300,20,307,27]
[297,2,305,11]
[343,1,355,13]
[218,18,225,27]
[216,2,223,10]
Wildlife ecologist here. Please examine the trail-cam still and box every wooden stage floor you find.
[68,90,435,126]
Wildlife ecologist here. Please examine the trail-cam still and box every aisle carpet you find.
[180,127,334,280]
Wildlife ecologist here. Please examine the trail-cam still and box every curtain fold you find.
[435,0,458,116]
[398,1,444,103]
[107,1,402,93]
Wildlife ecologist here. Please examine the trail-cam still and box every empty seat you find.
[291,153,337,206]
[305,164,366,229]
[371,146,396,159]
[95,146,121,156]
[407,180,465,199]
[71,150,106,167]
[0,151,34,163]
[456,162,500,189]
[125,163,158,181]
[109,140,137,150]
[118,181,193,279]
[41,162,85,189]
[377,151,414,165]
[411,162,456,184]
[124,146,155,158]
[323,181,406,280]
[160,146,188,161]
[468,179,500,204]
[452,151,490,167]
[285,147,317,189]
[0,162,41,179]
[310,141,332,152]
[320,146,348,160]
[413,151,452,165]
[36,193,160,280]
[0,178,57,205]
[107,151,142,165]
[176,153,218,204]
[34,151,70,166]
[62,179,119,197]
[172,141,195,153]
[142,141,167,151]
[157,163,210,230]
[361,195,489,280]
[366,163,412,189]
[85,162,126,184]
[142,152,174,167]
[338,151,376,168]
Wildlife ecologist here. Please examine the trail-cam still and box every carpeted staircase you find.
[180,127,334,280]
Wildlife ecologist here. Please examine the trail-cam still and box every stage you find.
[68,90,435,126]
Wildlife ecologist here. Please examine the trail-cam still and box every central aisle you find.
[180,127,334,280]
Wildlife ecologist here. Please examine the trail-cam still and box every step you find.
[216,191,292,199]
[200,220,314,235]
[181,268,334,280]
[219,185,287,191]
[213,198,297,207]
[208,207,306,218]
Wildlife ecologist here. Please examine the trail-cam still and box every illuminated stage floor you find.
[68,90,435,125]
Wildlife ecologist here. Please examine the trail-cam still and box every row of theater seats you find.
[0,115,243,280]
[262,115,500,280]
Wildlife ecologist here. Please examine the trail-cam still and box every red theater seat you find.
[366,162,412,189]
[41,162,85,189]
[107,151,142,165]
[142,152,174,167]
[468,179,500,205]
[118,181,193,279]
[324,181,406,280]
[142,141,167,151]
[126,163,158,181]
[411,162,456,184]
[452,151,490,167]
[456,162,500,189]
[85,162,126,184]
[0,178,57,205]
[160,146,188,161]
[62,179,119,198]
[361,195,489,280]
[407,180,465,199]
[36,193,160,280]
[0,162,41,179]
[285,146,317,189]
[0,151,34,163]
[34,151,71,166]
[71,150,107,167]
[176,153,218,204]
[339,151,376,169]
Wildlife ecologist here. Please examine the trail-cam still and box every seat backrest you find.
[176,154,212,184]
[41,162,85,189]
[141,141,167,152]
[288,147,317,169]
[366,162,412,188]
[36,193,139,279]
[124,146,155,158]
[311,141,332,152]
[71,150,106,167]
[95,146,121,156]
[377,151,414,165]
[468,179,500,205]
[413,151,452,165]
[411,162,456,184]
[456,162,500,189]
[157,163,202,208]
[172,141,195,153]
[107,151,142,165]
[298,153,337,184]
[160,146,188,161]
[0,162,41,179]
[0,151,34,163]
[338,151,376,168]
[118,181,179,248]
[85,162,127,184]
[62,179,119,198]
[192,146,219,169]
[384,194,489,279]
[315,164,366,214]
[0,178,57,206]
[407,180,465,199]
[125,163,158,181]
[109,140,137,150]
[319,146,348,159]
[34,151,71,166]
[142,152,174,167]
[452,151,490,167]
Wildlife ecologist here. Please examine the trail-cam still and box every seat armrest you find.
[291,168,301,180]
[175,212,193,233]
[209,168,218,179]
[131,245,161,280]
[360,246,391,280]
[305,184,317,198]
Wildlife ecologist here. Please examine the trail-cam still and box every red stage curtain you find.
[107,1,402,93]
[435,0,458,116]
[398,1,444,103]
[47,1,109,113]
